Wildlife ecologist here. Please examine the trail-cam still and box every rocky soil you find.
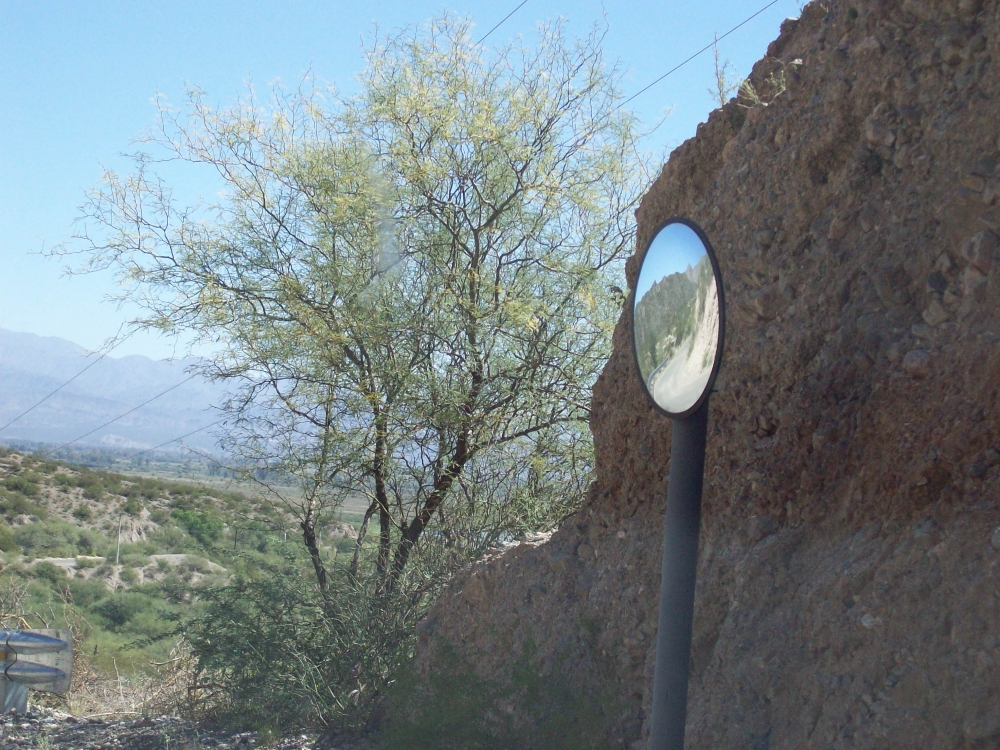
[409,0,1000,747]
[0,708,377,750]
[0,709,317,750]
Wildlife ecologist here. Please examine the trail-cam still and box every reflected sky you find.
[634,223,708,302]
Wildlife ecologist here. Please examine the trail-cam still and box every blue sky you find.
[634,222,709,303]
[1,0,800,359]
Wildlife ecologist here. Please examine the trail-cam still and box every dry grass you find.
[60,646,196,719]
[0,576,192,720]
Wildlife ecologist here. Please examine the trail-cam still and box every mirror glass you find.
[633,220,723,416]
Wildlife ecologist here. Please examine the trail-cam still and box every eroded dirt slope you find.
[411,0,1000,747]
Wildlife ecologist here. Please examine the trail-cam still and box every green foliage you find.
[123,496,144,517]
[76,530,105,555]
[148,525,190,551]
[0,450,279,694]
[120,566,140,585]
[13,520,81,556]
[633,253,714,379]
[93,591,152,629]
[186,560,420,731]
[66,13,647,590]
[173,508,224,546]
[0,524,18,553]
[58,13,651,733]
[72,469,115,500]
[3,475,39,496]
[68,577,109,608]
[72,503,94,521]
[149,507,172,525]
[120,552,152,567]
[33,561,69,588]
[0,492,48,520]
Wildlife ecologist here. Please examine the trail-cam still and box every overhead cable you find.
[619,0,781,109]
[0,334,132,434]
[43,374,199,457]
[476,0,529,45]
[120,418,226,461]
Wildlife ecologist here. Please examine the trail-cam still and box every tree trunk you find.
[349,498,379,578]
[301,514,328,592]
[388,430,471,584]
[373,412,392,579]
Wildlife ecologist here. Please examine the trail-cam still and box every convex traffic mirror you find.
[632,219,725,417]
[631,217,724,750]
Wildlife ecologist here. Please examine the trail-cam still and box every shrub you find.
[33,561,69,587]
[13,520,79,556]
[160,574,190,604]
[1,494,48,520]
[76,530,104,555]
[72,504,94,521]
[0,524,18,553]
[120,567,140,585]
[120,552,151,568]
[123,497,143,517]
[4,476,39,496]
[127,609,174,639]
[68,577,109,608]
[149,526,188,551]
[93,591,149,628]
[149,507,172,525]
[182,556,208,573]
[173,509,224,546]
[185,561,419,732]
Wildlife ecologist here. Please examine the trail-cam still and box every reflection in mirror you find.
[633,222,721,415]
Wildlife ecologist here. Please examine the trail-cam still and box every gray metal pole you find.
[648,399,708,750]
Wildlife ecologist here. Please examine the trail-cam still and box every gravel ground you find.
[0,709,373,750]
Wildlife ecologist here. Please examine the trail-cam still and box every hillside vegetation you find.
[0,446,357,715]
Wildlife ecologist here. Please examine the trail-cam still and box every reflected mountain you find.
[633,254,719,413]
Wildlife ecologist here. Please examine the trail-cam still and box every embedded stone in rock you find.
[961,230,998,272]
[743,283,786,321]
[962,266,987,299]
[961,174,987,193]
[926,271,948,295]
[922,301,949,326]
[903,349,931,378]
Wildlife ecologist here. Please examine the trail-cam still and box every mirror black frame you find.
[631,216,726,420]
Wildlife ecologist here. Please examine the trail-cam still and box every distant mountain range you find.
[0,327,228,453]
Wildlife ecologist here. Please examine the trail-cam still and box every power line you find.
[120,418,226,461]
[619,0,781,109]
[476,0,528,45]
[43,374,199,457]
[0,335,132,435]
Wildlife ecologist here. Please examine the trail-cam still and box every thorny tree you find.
[63,16,649,592]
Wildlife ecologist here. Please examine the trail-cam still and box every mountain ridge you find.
[0,327,226,452]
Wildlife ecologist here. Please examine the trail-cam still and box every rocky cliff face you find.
[409,0,1000,747]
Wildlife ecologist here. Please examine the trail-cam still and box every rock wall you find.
[410,0,1000,747]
